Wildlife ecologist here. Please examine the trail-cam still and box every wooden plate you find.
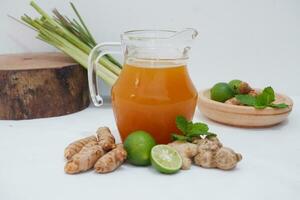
[197,89,293,127]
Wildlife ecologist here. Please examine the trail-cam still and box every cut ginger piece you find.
[64,141,105,174]
[94,144,127,173]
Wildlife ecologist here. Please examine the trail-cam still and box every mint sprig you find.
[172,116,216,142]
[235,86,288,109]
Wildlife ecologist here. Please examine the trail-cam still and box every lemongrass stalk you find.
[106,54,122,68]
[21,13,121,76]
[70,2,96,45]
[21,1,122,85]
[42,20,121,75]
[98,57,121,75]
[30,2,90,54]
[37,27,118,85]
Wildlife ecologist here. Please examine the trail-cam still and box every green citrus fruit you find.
[210,82,235,102]
[228,79,242,94]
[151,145,182,174]
[124,130,156,166]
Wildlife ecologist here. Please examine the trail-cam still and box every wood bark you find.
[0,52,90,120]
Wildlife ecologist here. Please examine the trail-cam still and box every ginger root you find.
[94,144,127,173]
[64,141,105,174]
[193,137,242,170]
[238,82,252,94]
[168,141,198,170]
[64,127,116,160]
[248,89,258,96]
[225,97,241,105]
[96,127,116,151]
[64,127,124,174]
[64,135,97,160]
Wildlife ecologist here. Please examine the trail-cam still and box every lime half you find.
[151,145,182,174]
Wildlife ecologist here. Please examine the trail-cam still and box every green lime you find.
[228,79,242,94]
[210,82,235,102]
[124,130,156,166]
[151,145,182,174]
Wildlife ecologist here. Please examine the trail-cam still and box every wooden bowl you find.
[197,89,293,127]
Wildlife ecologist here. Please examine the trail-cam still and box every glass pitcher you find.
[88,29,198,144]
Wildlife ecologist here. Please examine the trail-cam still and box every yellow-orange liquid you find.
[111,63,197,144]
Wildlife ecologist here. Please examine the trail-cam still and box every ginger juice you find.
[111,58,198,144]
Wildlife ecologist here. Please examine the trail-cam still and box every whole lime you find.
[210,82,235,102]
[228,79,242,94]
[124,130,156,166]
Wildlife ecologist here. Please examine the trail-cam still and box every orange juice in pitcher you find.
[88,29,198,144]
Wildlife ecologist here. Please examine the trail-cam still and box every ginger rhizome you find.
[168,141,198,170]
[64,127,126,174]
[193,137,242,170]
[94,144,127,173]
[96,127,116,151]
[169,137,242,170]
[65,141,105,174]
[170,116,242,170]
[64,127,115,160]
[64,135,98,160]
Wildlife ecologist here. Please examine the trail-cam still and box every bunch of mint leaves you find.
[235,86,288,109]
[172,116,216,142]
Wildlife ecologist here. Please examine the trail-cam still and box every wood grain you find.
[197,89,293,127]
[0,52,90,120]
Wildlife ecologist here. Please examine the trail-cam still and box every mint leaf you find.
[173,116,216,142]
[255,86,275,106]
[175,116,188,135]
[186,122,209,136]
[172,134,188,141]
[235,95,256,106]
[206,133,218,139]
[269,103,288,108]
[235,86,287,109]
[254,104,267,109]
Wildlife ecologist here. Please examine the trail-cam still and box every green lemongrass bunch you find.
[16,1,121,86]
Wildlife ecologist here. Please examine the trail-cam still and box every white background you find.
[1,0,299,95]
[0,1,300,200]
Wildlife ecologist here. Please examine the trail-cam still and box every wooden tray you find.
[197,89,293,127]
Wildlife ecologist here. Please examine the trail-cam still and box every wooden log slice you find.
[0,52,90,120]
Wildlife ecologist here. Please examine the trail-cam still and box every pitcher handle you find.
[88,42,122,107]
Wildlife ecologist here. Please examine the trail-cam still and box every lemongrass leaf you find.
[70,2,96,45]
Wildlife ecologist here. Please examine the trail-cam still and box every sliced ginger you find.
[94,144,127,173]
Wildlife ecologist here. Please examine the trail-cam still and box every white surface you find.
[0,98,299,200]
[0,0,299,199]
[0,0,300,95]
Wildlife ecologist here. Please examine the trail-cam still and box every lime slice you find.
[151,145,182,174]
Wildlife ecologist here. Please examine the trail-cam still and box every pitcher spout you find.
[169,28,198,41]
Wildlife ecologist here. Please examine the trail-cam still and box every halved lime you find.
[151,145,182,174]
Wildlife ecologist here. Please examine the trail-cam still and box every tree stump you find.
[0,52,90,120]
